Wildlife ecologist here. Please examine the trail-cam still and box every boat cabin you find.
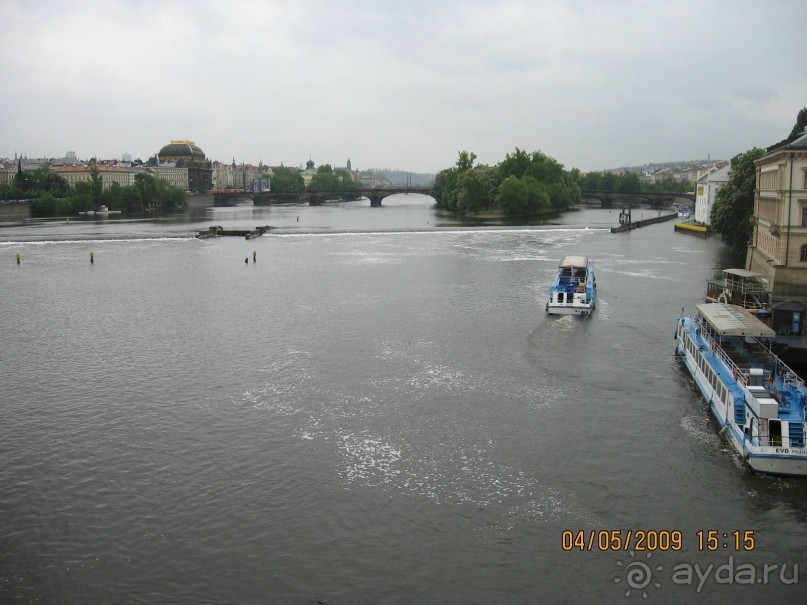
[705,268,770,312]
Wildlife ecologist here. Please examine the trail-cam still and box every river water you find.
[1,196,805,604]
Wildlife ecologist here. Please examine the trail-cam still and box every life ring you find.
[718,291,730,304]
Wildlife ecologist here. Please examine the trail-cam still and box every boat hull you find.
[546,303,594,316]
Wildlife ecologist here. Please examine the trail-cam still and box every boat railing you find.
[694,316,807,394]
[751,434,805,448]
[696,320,745,378]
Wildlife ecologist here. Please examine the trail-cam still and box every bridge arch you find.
[582,190,695,208]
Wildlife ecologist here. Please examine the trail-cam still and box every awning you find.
[696,303,776,338]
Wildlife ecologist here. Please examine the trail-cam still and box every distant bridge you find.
[213,187,435,207]
[582,190,695,208]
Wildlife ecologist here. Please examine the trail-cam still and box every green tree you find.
[456,150,477,173]
[711,147,764,252]
[789,107,807,140]
[31,193,60,216]
[497,147,531,179]
[523,176,552,214]
[457,166,492,214]
[497,175,528,214]
[433,167,459,209]
[309,164,337,190]
[270,166,305,192]
[89,167,103,211]
[600,172,617,191]
[103,182,123,210]
[121,185,143,213]
[582,172,602,191]
[134,173,157,209]
[67,181,93,213]
[616,172,642,194]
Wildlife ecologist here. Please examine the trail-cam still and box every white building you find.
[694,164,731,225]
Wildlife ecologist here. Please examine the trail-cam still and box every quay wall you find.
[0,201,31,220]
[187,193,214,208]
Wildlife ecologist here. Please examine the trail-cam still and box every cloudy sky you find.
[1,0,805,174]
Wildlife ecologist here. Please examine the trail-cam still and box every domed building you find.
[157,140,213,191]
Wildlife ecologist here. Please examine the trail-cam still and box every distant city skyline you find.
[4,144,725,176]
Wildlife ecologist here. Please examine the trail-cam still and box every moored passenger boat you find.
[546,255,596,316]
[675,303,807,476]
[705,268,770,313]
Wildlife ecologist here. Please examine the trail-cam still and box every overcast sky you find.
[1,0,805,174]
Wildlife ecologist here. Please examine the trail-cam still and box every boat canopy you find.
[560,255,588,268]
[696,303,775,337]
[721,268,766,279]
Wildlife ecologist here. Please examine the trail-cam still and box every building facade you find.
[746,128,807,302]
[694,164,730,225]
[211,160,272,190]
[145,164,189,190]
[157,140,213,191]
[51,165,132,190]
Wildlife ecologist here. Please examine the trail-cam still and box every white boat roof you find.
[560,255,589,268]
[721,268,766,279]
[697,303,775,337]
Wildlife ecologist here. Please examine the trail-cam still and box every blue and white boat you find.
[675,303,807,476]
[546,255,596,316]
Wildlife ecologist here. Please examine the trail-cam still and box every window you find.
[802,206,807,226]
[801,244,807,262]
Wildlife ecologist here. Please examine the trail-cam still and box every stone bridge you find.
[213,187,435,207]
[582,190,695,208]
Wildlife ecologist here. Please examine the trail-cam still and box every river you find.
[1,196,805,604]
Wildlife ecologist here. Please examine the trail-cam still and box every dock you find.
[610,211,678,233]
[196,225,273,239]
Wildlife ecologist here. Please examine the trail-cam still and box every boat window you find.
[769,419,782,447]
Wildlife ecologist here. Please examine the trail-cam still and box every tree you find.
[523,176,552,214]
[134,173,157,210]
[600,172,617,191]
[433,167,459,209]
[89,167,103,211]
[497,148,531,179]
[66,181,93,213]
[309,164,337,190]
[710,147,764,252]
[455,150,477,173]
[582,172,602,191]
[789,107,807,140]
[457,167,492,214]
[121,186,143,213]
[497,175,529,214]
[616,173,641,194]
[270,166,304,192]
